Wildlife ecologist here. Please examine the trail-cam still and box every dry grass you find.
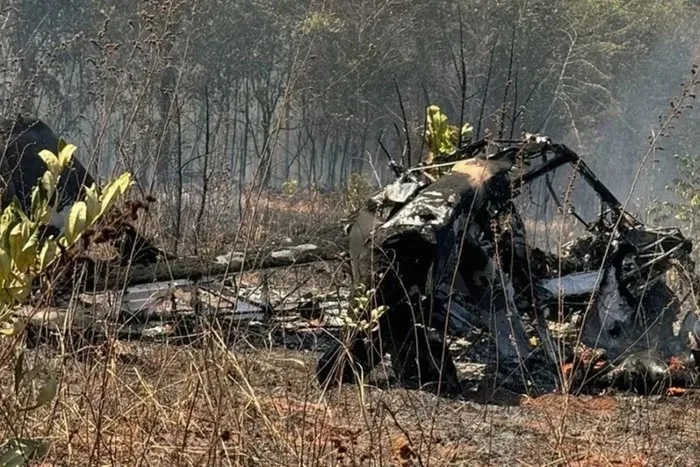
[141,182,361,258]
[3,339,700,466]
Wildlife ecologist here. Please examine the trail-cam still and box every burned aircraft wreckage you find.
[317,133,700,395]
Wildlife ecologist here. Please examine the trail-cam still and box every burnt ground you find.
[7,332,700,467]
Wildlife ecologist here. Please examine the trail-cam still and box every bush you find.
[0,139,134,465]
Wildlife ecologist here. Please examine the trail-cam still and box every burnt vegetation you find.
[1,0,700,465]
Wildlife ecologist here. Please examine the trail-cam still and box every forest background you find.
[4,0,700,253]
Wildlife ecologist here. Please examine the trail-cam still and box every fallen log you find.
[83,236,350,291]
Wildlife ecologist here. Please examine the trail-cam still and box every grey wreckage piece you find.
[317,134,700,395]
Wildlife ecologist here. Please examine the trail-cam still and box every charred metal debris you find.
[317,133,700,396]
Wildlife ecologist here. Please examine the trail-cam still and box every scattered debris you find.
[18,264,351,354]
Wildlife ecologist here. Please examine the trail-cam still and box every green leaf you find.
[16,230,40,272]
[370,305,387,323]
[0,210,13,236]
[3,285,29,305]
[29,186,43,222]
[38,150,60,178]
[8,223,29,263]
[37,241,58,271]
[11,202,30,226]
[0,210,20,253]
[461,123,473,138]
[64,201,87,246]
[83,184,100,225]
[23,377,57,411]
[13,352,23,395]
[0,438,47,466]
[57,144,77,170]
[99,173,133,218]
[424,105,462,156]
[0,248,11,282]
[40,171,56,202]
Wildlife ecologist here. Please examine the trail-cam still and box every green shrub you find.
[0,139,135,465]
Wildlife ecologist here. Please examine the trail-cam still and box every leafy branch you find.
[0,137,136,466]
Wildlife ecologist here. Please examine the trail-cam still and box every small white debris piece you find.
[270,243,318,259]
[538,271,600,297]
[233,299,264,314]
[140,325,172,338]
[384,181,421,204]
[48,204,70,232]
[380,193,451,231]
[215,251,246,265]
[122,279,193,313]
[271,250,293,259]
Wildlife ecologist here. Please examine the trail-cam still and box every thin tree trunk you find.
[239,79,251,216]
[309,129,317,187]
[318,131,329,187]
[174,94,183,255]
[230,80,240,179]
[327,131,339,189]
[339,135,351,186]
[194,86,210,254]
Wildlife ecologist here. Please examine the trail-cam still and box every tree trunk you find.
[194,87,210,254]
[174,95,183,255]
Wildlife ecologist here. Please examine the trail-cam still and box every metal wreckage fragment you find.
[317,133,700,395]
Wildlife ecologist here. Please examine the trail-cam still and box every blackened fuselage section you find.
[0,117,95,214]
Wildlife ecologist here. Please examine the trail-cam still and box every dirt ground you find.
[5,335,700,467]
